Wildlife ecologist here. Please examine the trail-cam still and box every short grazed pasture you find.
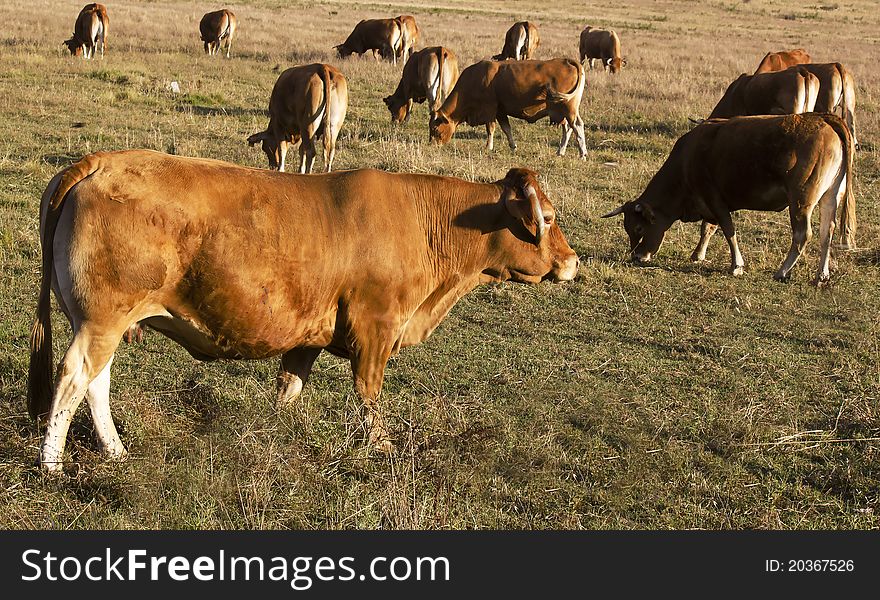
[0,0,878,529]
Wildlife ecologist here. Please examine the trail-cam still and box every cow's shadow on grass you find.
[175,104,265,118]
[852,247,880,267]
[42,153,83,167]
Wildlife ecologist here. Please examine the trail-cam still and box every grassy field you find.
[0,0,879,529]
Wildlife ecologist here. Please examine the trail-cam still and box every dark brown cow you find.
[29,151,579,471]
[429,58,587,158]
[707,66,819,119]
[396,15,420,62]
[754,48,811,74]
[602,114,855,283]
[335,18,403,65]
[799,62,859,149]
[493,22,540,61]
[579,26,626,73]
[199,9,237,58]
[63,3,109,60]
[248,64,348,173]
[384,47,459,124]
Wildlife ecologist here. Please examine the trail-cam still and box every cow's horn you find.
[525,184,546,245]
[601,205,626,218]
[688,117,705,125]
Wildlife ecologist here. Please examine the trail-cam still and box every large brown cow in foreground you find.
[707,66,819,119]
[200,9,237,58]
[63,3,109,59]
[248,64,348,173]
[28,152,579,472]
[602,113,854,283]
[429,58,587,158]
[396,15,420,62]
[579,27,626,73]
[754,48,811,74]
[493,22,540,61]
[800,62,859,149]
[335,18,403,65]
[384,46,459,124]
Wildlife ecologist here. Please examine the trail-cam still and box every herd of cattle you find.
[30,4,862,472]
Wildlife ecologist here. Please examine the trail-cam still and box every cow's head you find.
[247,131,280,170]
[383,95,411,124]
[602,200,669,264]
[334,44,353,58]
[429,111,456,144]
[490,168,579,283]
[606,57,627,74]
[63,38,82,56]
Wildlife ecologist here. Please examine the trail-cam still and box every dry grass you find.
[0,0,879,529]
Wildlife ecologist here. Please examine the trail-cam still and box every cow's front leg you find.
[691,221,719,262]
[277,347,322,406]
[350,338,395,453]
[497,114,517,151]
[716,211,745,276]
[775,207,812,281]
[278,139,289,173]
[485,122,496,151]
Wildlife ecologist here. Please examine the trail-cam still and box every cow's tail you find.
[391,19,403,62]
[547,58,585,104]
[522,24,530,60]
[837,64,858,150]
[320,65,334,166]
[822,114,855,249]
[435,47,446,109]
[29,153,104,419]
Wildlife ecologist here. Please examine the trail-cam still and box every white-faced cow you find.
[429,58,587,158]
[28,151,579,472]
[579,26,626,74]
[602,113,855,284]
[335,18,403,65]
[493,22,540,61]
[396,15,420,63]
[799,62,859,150]
[753,48,811,74]
[247,63,348,173]
[384,46,459,124]
[200,9,237,58]
[63,3,109,60]
[707,66,819,119]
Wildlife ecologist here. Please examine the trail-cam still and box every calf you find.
[429,58,587,158]
[708,66,819,119]
[200,9,237,58]
[602,113,855,284]
[493,22,539,61]
[335,18,403,65]
[384,47,459,124]
[63,3,108,60]
[754,48,811,74]
[579,26,626,73]
[248,63,348,173]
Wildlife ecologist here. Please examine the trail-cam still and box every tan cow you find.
[493,22,540,61]
[63,3,109,60]
[799,62,859,150]
[247,64,348,173]
[579,27,626,73]
[28,151,579,471]
[707,66,819,119]
[200,9,237,58]
[384,46,459,124]
[335,18,403,65]
[429,58,587,158]
[754,48,811,74]
[602,113,854,283]
[396,15,420,63]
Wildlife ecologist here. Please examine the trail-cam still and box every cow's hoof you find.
[730,265,744,277]
[773,271,791,282]
[690,253,705,263]
[105,446,129,462]
[812,275,831,288]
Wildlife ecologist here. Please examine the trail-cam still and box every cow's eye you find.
[543,215,554,225]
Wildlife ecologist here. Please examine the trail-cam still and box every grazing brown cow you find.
[384,47,459,124]
[200,9,237,58]
[429,58,587,158]
[799,62,859,150]
[247,64,348,173]
[396,15,420,63]
[63,3,109,60]
[602,114,855,283]
[29,151,579,471]
[579,26,626,73]
[493,22,540,61]
[335,18,403,65]
[753,48,811,74]
[707,66,819,119]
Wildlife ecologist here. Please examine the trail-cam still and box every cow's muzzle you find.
[553,254,580,281]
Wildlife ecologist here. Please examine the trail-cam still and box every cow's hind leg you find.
[299,138,317,174]
[557,119,574,156]
[497,114,516,151]
[814,174,844,285]
[691,221,719,262]
[715,210,745,276]
[485,122,496,151]
[41,325,122,473]
[277,347,322,406]
[86,355,126,460]
[574,114,588,158]
[774,207,813,281]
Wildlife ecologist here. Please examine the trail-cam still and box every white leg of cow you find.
[86,355,127,460]
[299,139,317,174]
[226,38,233,59]
[278,140,289,173]
[557,121,573,156]
[485,122,496,151]
[574,115,588,158]
[691,221,719,262]
[497,114,516,151]
[774,209,812,281]
[716,212,745,276]
[277,347,322,407]
[814,176,843,284]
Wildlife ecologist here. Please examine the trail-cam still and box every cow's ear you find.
[383,96,392,106]
[247,132,266,146]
